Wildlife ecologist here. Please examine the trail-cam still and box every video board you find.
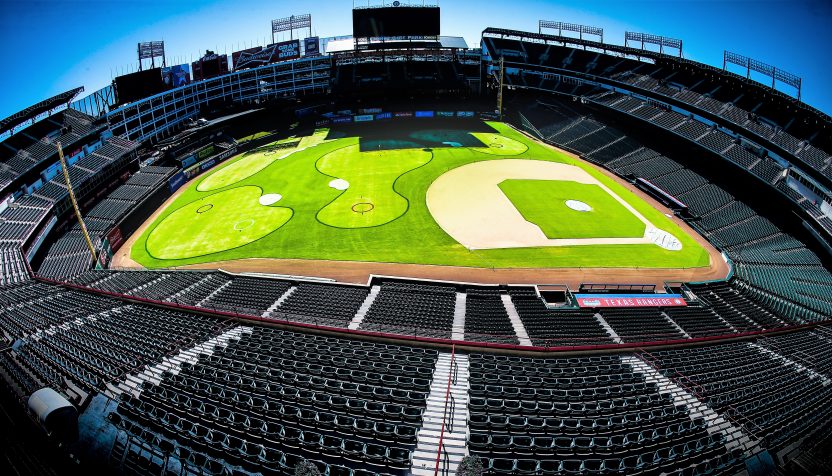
[352,6,440,38]
[114,68,165,105]
[162,64,191,89]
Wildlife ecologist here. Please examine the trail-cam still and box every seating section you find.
[756,328,832,378]
[467,353,742,475]
[274,282,369,328]
[651,343,832,450]
[508,289,612,346]
[36,166,172,280]
[0,281,120,342]
[464,288,519,344]
[109,327,436,475]
[361,282,456,338]
[600,309,686,343]
[520,96,832,322]
[665,307,734,338]
[0,244,29,285]
[202,276,291,315]
[0,302,231,398]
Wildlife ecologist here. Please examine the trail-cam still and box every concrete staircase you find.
[594,312,623,344]
[451,293,466,341]
[349,285,380,330]
[262,286,297,318]
[411,352,470,475]
[501,294,532,346]
[622,354,758,454]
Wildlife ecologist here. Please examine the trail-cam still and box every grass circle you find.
[196,204,213,214]
[234,219,255,231]
[351,202,375,213]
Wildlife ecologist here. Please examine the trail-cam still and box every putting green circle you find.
[196,204,213,214]
[351,202,375,213]
[234,219,255,231]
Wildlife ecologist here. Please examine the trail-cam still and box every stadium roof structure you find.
[0,86,84,137]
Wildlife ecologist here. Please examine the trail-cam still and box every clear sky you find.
[1,0,830,119]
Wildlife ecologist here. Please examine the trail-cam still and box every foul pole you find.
[497,56,505,121]
[57,141,98,265]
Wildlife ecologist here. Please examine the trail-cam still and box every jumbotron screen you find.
[352,6,440,38]
[113,68,165,105]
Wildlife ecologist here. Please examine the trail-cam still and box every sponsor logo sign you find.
[575,293,688,308]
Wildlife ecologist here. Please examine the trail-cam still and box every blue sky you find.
[1,0,830,119]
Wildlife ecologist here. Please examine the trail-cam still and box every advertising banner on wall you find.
[574,293,688,308]
[232,46,261,69]
[304,36,320,57]
[233,40,301,71]
[168,172,186,193]
[107,227,124,253]
[415,111,434,118]
[332,116,353,124]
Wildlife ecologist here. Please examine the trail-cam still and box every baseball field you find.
[127,120,715,275]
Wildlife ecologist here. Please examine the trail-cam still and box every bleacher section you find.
[360,282,457,339]
[37,165,173,280]
[508,288,612,346]
[519,97,832,323]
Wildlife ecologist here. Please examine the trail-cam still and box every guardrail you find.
[434,344,457,476]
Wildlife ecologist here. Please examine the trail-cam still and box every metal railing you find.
[434,344,457,476]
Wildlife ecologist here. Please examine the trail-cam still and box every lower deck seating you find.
[201,276,290,315]
[275,283,369,328]
[361,282,456,338]
[464,289,519,344]
[509,289,612,346]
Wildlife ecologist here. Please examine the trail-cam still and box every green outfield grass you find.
[131,121,711,269]
[499,180,646,239]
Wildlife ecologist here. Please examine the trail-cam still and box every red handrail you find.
[433,344,456,476]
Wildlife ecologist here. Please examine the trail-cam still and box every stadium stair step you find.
[411,352,469,476]
[501,294,533,346]
[661,312,692,339]
[622,355,759,455]
[451,292,466,341]
[196,280,232,308]
[263,285,297,318]
[165,273,215,303]
[594,312,624,344]
[348,285,380,330]
[112,326,252,399]
[749,343,831,386]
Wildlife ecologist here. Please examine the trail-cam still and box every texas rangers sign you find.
[575,293,688,308]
